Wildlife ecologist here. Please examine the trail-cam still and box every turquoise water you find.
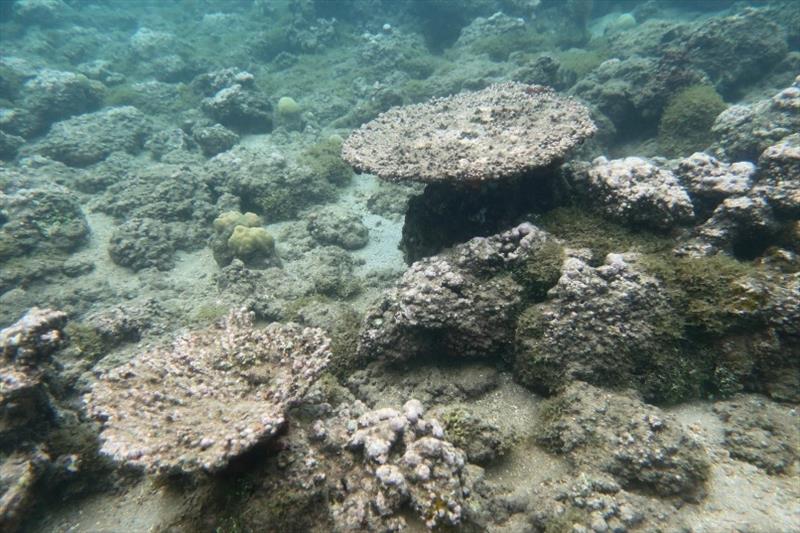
[1,1,798,532]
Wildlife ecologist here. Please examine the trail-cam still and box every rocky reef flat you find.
[1,0,798,531]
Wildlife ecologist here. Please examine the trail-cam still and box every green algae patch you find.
[533,207,674,261]
[542,507,593,533]
[192,303,231,326]
[556,48,607,78]
[512,239,565,301]
[469,31,547,62]
[440,406,515,465]
[635,254,776,402]
[327,307,367,379]
[658,84,727,157]
[299,136,353,186]
[65,322,110,362]
[639,253,765,336]
[513,305,556,394]
[513,209,780,403]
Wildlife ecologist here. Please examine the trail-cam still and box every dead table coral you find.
[343,82,596,261]
[84,310,331,476]
[342,81,596,184]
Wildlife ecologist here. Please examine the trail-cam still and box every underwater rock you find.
[451,12,527,56]
[0,308,92,531]
[190,68,255,97]
[0,186,89,260]
[677,196,778,258]
[144,127,196,162]
[296,246,359,298]
[347,361,501,410]
[511,53,568,91]
[528,472,682,532]
[0,109,37,142]
[0,307,67,368]
[74,299,165,356]
[18,69,103,137]
[365,181,419,219]
[107,217,176,272]
[0,308,67,444]
[343,82,595,184]
[571,55,705,132]
[76,59,125,86]
[287,16,337,54]
[129,27,176,59]
[192,123,239,157]
[569,156,694,230]
[215,260,311,321]
[355,28,429,78]
[105,80,194,118]
[35,106,151,167]
[676,133,800,259]
[713,394,799,474]
[0,131,25,161]
[306,206,369,250]
[12,0,69,26]
[145,54,200,84]
[676,152,756,215]
[754,133,800,219]
[84,310,331,476]
[0,58,32,101]
[537,381,710,496]
[712,326,800,403]
[92,164,215,242]
[711,75,800,162]
[201,83,273,133]
[204,144,335,222]
[0,447,51,533]
[515,253,674,394]
[599,17,688,59]
[678,8,788,96]
[439,406,513,466]
[359,223,558,363]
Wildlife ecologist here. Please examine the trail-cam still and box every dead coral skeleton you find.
[342,81,596,183]
[84,310,331,476]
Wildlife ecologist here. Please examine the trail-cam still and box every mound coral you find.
[227,225,274,261]
[210,211,278,268]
